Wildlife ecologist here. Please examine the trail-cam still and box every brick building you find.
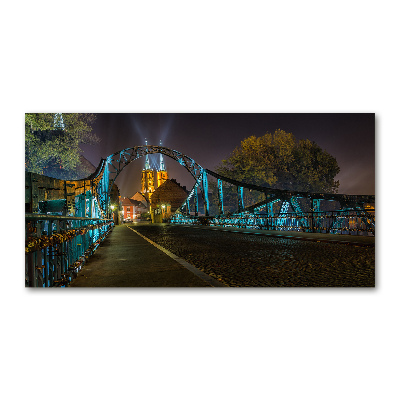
[150,179,188,223]
[121,197,148,221]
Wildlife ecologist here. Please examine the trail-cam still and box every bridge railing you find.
[170,210,375,236]
[25,214,114,287]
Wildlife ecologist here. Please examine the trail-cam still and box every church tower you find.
[141,139,155,202]
[156,140,168,188]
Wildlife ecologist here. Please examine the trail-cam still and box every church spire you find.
[141,138,155,201]
[159,140,165,171]
[144,138,150,170]
[156,139,168,188]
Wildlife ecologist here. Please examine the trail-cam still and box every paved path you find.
[181,225,375,246]
[69,222,374,287]
[132,223,375,287]
[69,224,221,287]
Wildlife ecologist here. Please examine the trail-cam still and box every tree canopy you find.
[25,113,98,179]
[216,129,340,194]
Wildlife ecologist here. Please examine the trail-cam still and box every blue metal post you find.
[278,200,290,228]
[279,200,290,215]
[75,194,85,218]
[218,179,224,215]
[238,186,244,213]
[86,190,92,218]
[194,186,198,216]
[290,196,304,230]
[290,197,303,213]
[83,181,87,218]
[312,199,321,212]
[202,170,209,216]
[186,198,191,215]
[312,199,321,233]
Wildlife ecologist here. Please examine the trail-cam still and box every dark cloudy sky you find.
[80,113,375,198]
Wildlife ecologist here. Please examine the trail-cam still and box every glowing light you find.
[159,140,165,171]
[144,138,150,170]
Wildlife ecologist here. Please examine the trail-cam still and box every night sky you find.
[80,113,375,198]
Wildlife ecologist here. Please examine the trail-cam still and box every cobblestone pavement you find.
[131,223,375,287]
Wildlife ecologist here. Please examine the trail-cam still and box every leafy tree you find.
[213,130,340,209]
[25,113,98,179]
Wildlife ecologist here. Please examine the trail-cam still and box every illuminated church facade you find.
[141,141,168,202]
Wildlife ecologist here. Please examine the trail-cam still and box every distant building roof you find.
[150,179,188,212]
[131,192,148,206]
[121,197,147,208]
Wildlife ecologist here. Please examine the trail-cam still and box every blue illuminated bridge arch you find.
[88,145,209,216]
[86,144,374,235]
[24,145,375,288]
[107,145,205,187]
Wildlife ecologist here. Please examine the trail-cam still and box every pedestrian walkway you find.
[69,224,221,287]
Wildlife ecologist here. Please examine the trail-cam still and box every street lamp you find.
[109,204,115,221]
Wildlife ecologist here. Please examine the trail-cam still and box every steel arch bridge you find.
[78,145,375,236]
[24,144,375,287]
[101,145,208,216]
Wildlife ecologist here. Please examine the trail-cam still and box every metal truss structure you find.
[25,144,375,286]
[173,167,375,236]
[28,145,207,221]
[85,145,375,236]
[28,145,373,239]
[25,169,114,287]
[104,145,211,215]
